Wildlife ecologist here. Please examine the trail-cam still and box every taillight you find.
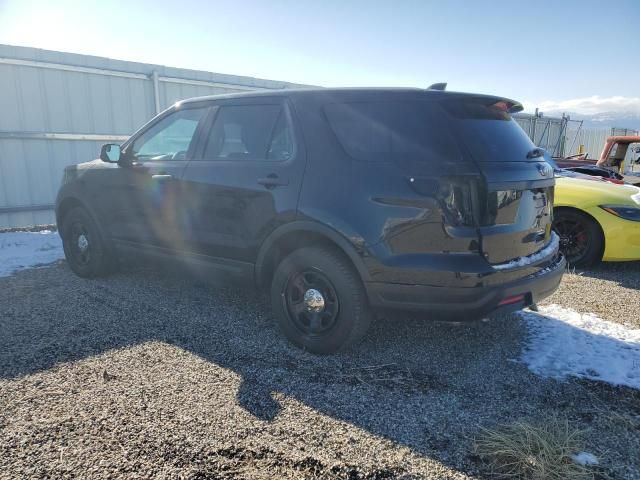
[408,176,479,227]
[441,182,475,226]
[498,294,525,306]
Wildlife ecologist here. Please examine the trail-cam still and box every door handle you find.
[257,174,289,189]
[152,174,173,180]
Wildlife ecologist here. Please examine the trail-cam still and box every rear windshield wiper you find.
[526,148,545,159]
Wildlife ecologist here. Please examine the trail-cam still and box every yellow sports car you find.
[553,175,640,266]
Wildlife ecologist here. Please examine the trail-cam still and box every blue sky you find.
[0,0,639,116]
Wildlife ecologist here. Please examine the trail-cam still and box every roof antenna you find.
[427,82,447,91]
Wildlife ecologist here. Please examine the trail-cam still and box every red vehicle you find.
[555,136,640,185]
[596,135,640,171]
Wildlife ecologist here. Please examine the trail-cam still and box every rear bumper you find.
[366,253,565,319]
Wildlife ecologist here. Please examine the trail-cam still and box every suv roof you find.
[179,87,521,109]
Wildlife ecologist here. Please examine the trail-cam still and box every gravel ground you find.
[1,260,639,479]
[544,261,640,329]
[0,224,57,234]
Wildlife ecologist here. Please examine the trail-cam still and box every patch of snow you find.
[492,232,559,270]
[0,231,64,278]
[520,304,640,390]
[572,452,599,466]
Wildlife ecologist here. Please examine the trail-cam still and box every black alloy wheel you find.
[553,209,603,268]
[68,221,92,267]
[61,206,112,277]
[271,246,372,354]
[284,268,340,336]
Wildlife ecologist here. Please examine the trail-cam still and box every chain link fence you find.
[514,114,574,157]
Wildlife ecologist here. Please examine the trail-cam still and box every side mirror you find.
[100,144,121,163]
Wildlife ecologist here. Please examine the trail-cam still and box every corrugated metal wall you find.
[560,126,639,164]
[563,127,610,158]
[0,44,308,228]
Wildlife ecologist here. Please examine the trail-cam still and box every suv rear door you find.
[180,97,306,263]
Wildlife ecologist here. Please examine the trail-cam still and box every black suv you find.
[56,88,565,353]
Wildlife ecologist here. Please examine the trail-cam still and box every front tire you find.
[553,209,604,268]
[61,206,112,278]
[270,246,372,354]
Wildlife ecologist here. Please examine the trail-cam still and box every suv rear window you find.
[324,101,460,162]
[442,99,537,163]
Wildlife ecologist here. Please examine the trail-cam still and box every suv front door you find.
[113,104,210,250]
[180,98,306,265]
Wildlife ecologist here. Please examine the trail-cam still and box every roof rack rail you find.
[427,82,447,91]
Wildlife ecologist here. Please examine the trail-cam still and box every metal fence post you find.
[532,109,538,143]
[152,70,161,114]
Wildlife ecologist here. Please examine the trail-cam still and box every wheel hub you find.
[284,269,339,336]
[303,288,325,313]
[554,218,589,264]
[77,234,89,252]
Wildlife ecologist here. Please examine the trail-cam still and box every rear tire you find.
[553,209,603,268]
[270,246,372,354]
[61,206,113,278]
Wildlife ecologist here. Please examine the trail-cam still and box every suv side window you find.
[130,107,208,161]
[324,101,460,163]
[202,104,293,161]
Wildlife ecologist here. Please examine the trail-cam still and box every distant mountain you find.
[565,112,640,130]
[534,111,640,131]
[524,96,640,131]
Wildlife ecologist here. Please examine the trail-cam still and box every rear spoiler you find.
[428,86,523,114]
[493,100,524,114]
[440,95,524,117]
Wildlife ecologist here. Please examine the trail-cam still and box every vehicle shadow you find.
[575,260,640,290]
[1,261,635,476]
